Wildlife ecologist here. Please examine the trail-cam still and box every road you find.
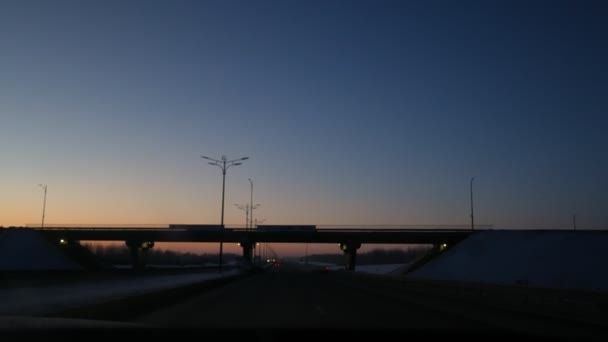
[130,263,608,340]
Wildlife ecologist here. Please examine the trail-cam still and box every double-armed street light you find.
[202,155,248,272]
[235,203,250,229]
[248,178,261,231]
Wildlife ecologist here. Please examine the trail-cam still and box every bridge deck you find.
[3,226,479,244]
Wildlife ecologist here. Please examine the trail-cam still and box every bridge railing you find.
[25,224,171,229]
[316,224,493,230]
[22,223,493,231]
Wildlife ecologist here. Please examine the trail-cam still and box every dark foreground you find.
[2,263,607,341]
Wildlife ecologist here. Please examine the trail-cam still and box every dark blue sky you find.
[1,0,607,230]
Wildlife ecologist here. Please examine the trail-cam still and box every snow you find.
[297,259,408,274]
[300,261,407,274]
[298,261,335,267]
[322,263,408,274]
[408,230,608,291]
[0,270,241,316]
[354,263,408,274]
[0,229,82,271]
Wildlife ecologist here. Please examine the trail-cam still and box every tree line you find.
[306,246,431,265]
[84,243,238,266]
[84,244,431,266]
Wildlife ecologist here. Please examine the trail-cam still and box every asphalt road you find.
[136,264,482,331]
[131,263,608,340]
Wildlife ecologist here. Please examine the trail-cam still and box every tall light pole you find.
[249,178,253,231]
[235,204,249,229]
[470,177,475,231]
[38,184,47,229]
[248,178,261,231]
[250,204,260,230]
[255,218,266,263]
[202,155,248,273]
[254,218,266,226]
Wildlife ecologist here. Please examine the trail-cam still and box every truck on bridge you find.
[168,224,224,231]
[256,225,317,233]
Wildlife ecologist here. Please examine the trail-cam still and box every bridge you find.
[3,225,607,339]
[4,224,490,270]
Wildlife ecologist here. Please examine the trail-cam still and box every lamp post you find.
[255,218,266,263]
[235,204,249,229]
[202,155,248,272]
[248,178,261,231]
[254,218,266,226]
[38,184,47,229]
[248,178,253,230]
[470,177,475,231]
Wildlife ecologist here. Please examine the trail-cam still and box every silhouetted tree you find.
[308,246,431,265]
[82,243,237,266]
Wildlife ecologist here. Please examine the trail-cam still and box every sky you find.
[1,0,607,255]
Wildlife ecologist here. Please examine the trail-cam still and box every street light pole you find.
[470,177,475,231]
[255,218,265,226]
[249,178,253,231]
[255,218,266,264]
[202,155,249,273]
[38,184,47,229]
[235,204,249,229]
[247,178,262,232]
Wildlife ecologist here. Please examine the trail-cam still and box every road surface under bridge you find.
[5,225,486,270]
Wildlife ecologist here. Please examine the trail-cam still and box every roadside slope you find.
[408,230,608,291]
[0,229,82,271]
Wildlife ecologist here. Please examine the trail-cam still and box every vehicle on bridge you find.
[168,224,224,231]
[256,225,317,233]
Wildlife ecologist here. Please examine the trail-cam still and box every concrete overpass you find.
[2,225,485,270]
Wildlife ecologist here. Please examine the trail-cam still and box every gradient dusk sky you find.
[1,1,607,254]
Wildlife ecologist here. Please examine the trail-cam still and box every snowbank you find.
[355,263,408,274]
[408,230,608,291]
[0,270,241,315]
[0,229,82,271]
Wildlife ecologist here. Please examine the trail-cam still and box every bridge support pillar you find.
[340,242,361,271]
[240,242,255,265]
[125,240,154,270]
